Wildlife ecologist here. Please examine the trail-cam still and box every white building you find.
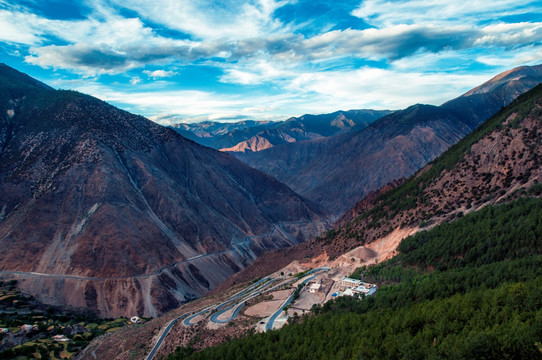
[353,283,377,296]
[309,283,321,293]
[340,277,362,288]
[339,277,377,297]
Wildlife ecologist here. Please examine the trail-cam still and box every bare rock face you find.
[0,64,329,317]
[235,64,542,215]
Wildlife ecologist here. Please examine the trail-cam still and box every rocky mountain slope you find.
[235,65,542,215]
[0,64,329,318]
[325,83,542,257]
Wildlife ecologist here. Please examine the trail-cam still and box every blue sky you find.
[1,0,541,124]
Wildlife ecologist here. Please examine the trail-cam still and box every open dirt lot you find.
[244,299,284,317]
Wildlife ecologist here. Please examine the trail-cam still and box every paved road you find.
[183,277,272,326]
[213,269,330,326]
[209,277,299,324]
[145,312,190,360]
[146,278,272,359]
[210,302,245,324]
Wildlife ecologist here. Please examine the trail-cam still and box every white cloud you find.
[143,69,178,79]
[475,22,542,47]
[65,64,499,125]
[284,67,492,110]
[219,59,292,84]
[476,46,542,66]
[2,0,541,123]
[2,0,538,77]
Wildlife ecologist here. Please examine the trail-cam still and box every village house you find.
[352,283,377,296]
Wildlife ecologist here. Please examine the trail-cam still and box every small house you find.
[352,282,377,296]
[309,283,321,293]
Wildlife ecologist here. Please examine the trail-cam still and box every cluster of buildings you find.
[338,277,377,297]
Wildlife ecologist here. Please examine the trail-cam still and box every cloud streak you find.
[21,21,542,75]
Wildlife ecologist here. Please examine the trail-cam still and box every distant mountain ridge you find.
[0,64,329,318]
[170,109,391,151]
[169,120,273,148]
[235,64,542,215]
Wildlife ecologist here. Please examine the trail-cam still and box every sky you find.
[0,0,541,124]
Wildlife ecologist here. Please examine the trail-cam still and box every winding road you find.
[145,268,330,359]
[145,277,272,360]
[183,277,273,326]
[145,312,191,360]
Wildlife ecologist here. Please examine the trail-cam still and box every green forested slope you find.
[168,197,542,360]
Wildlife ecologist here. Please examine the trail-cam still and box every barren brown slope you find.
[235,64,542,215]
[0,64,329,318]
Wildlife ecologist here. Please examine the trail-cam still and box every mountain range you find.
[168,120,272,149]
[0,64,329,317]
[234,65,542,215]
[171,109,391,152]
[0,63,540,322]
[222,81,542,285]
[82,73,542,360]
